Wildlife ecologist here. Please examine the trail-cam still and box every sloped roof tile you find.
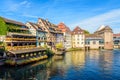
[1,16,25,26]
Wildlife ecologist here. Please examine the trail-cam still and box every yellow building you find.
[72,26,85,49]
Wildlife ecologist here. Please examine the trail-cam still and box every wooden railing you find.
[46,38,56,42]
[5,38,47,42]
[5,38,36,41]
[6,45,36,51]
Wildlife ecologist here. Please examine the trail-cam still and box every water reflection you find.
[71,51,85,69]
[0,60,52,80]
[0,50,120,80]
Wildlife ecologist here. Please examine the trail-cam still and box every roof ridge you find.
[1,16,25,26]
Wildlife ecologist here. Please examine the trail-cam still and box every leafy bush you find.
[46,48,54,57]
[0,42,3,45]
[67,48,82,51]
[55,42,63,49]
[84,30,90,35]
[7,24,30,34]
[0,17,7,35]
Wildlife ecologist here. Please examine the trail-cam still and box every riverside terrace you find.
[6,47,48,65]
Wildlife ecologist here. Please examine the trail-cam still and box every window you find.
[88,42,90,44]
[93,41,96,44]
[99,40,104,44]
[86,41,90,44]
[77,42,79,44]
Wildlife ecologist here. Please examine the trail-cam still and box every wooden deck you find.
[6,47,48,66]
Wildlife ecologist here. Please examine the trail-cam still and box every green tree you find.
[55,42,63,49]
[84,30,90,35]
[0,17,7,35]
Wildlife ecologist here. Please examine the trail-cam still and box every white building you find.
[85,34,104,50]
[72,26,85,49]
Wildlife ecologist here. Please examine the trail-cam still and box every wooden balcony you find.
[46,38,56,42]
[38,39,47,42]
[5,38,36,42]
[7,32,36,37]
[5,37,47,42]
[6,45,37,51]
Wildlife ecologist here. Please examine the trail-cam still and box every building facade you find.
[0,17,50,65]
[72,26,85,49]
[85,34,104,50]
[26,22,47,47]
[37,18,63,50]
[58,22,72,49]
[0,17,37,51]
[94,25,113,49]
[0,16,115,51]
[113,33,120,48]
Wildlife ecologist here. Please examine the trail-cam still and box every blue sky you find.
[0,0,120,33]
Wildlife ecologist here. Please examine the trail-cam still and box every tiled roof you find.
[58,22,71,33]
[1,16,25,26]
[28,22,38,29]
[72,26,84,34]
[66,27,71,33]
[58,22,65,29]
[101,26,112,30]
[38,18,62,33]
[113,33,120,37]
[39,18,55,28]
[97,25,105,31]
[94,25,112,33]
[28,22,46,32]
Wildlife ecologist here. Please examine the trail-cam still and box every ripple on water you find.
[0,50,120,80]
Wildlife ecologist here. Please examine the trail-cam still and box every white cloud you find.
[20,1,31,8]
[5,0,31,11]
[20,1,28,5]
[22,14,38,18]
[70,9,120,33]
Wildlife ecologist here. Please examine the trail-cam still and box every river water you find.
[0,50,120,80]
